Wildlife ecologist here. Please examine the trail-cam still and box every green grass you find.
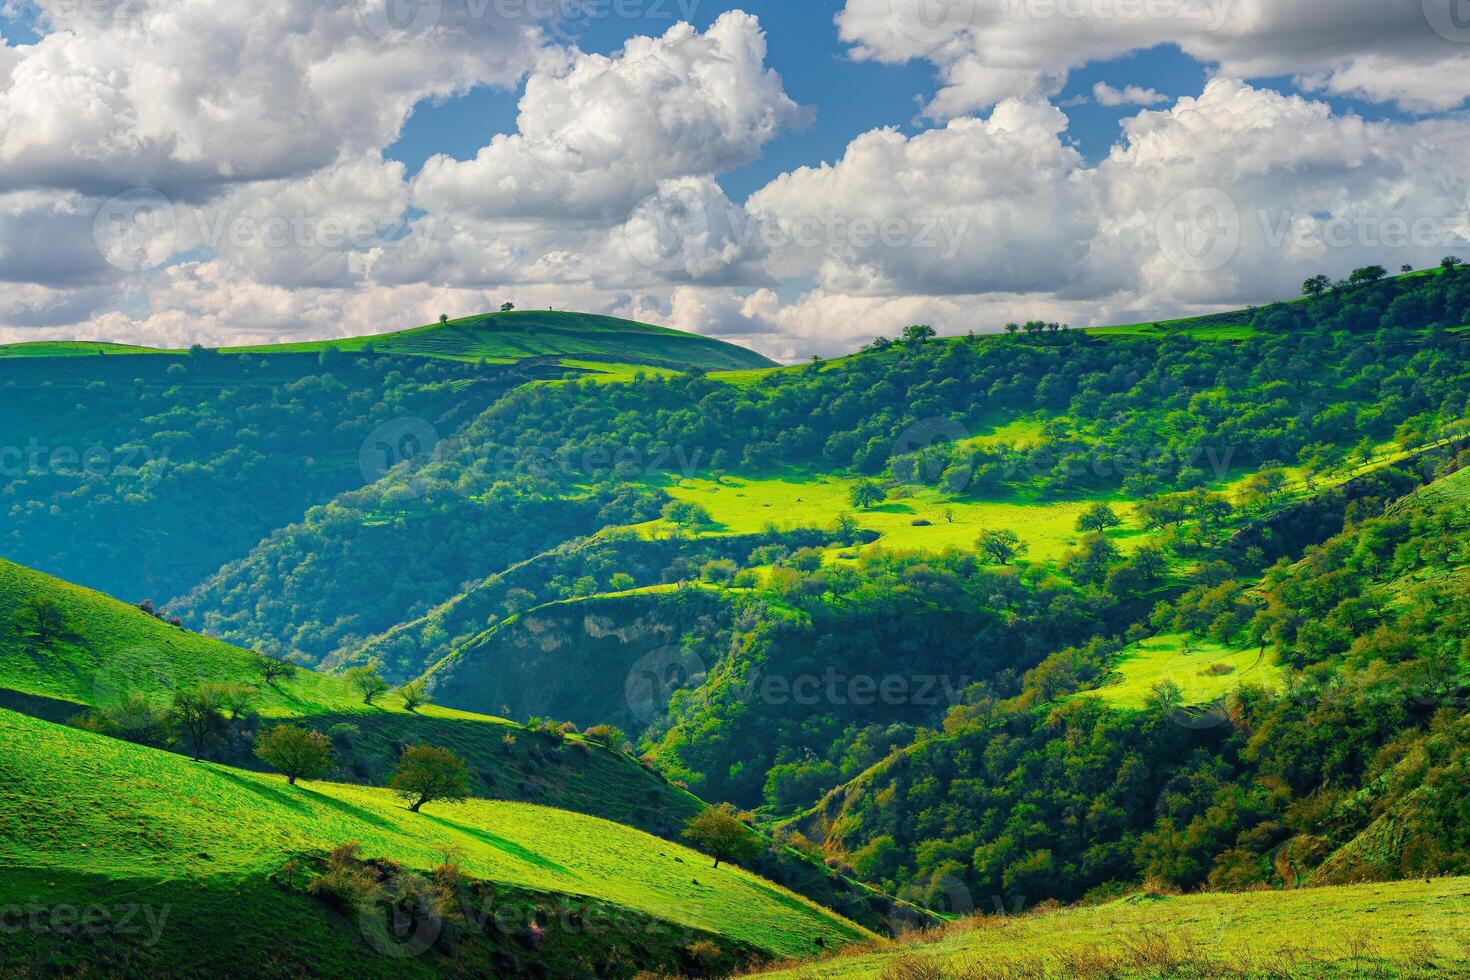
[0,557,710,834]
[0,709,869,974]
[0,340,169,357]
[755,878,1470,977]
[1079,633,1286,710]
[660,473,1145,562]
[223,310,774,371]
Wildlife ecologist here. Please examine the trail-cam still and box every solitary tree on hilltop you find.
[682,804,761,869]
[1301,274,1332,297]
[439,313,449,325]
[255,725,333,785]
[501,301,515,312]
[390,744,470,813]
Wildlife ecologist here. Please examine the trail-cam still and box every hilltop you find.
[0,310,775,375]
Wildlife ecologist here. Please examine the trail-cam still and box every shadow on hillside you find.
[421,813,574,878]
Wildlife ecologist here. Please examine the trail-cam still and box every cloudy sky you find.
[2,0,1468,359]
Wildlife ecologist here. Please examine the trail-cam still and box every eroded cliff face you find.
[426,588,730,732]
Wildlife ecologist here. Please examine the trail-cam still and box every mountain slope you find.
[0,709,869,977]
[0,557,707,836]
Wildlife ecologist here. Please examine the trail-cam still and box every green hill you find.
[0,310,775,374]
[754,876,1470,977]
[0,709,869,977]
[0,557,707,837]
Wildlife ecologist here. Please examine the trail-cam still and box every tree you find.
[501,301,515,312]
[253,654,297,685]
[255,725,333,785]
[1301,275,1332,297]
[438,313,449,325]
[398,679,430,712]
[1004,322,1020,336]
[1076,502,1122,533]
[682,804,761,869]
[18,597,71,648]
[1441,256,1463,273]
[171,685,226,762]
[1400,264,1413,274]
[345,666,390,705]
[849,480,885,509]
[976,529,1027,566]
[661,500,712,529]
[901,323,937,345]
[216,682,256,720]
[1348,265,1387,286]
[833,512,861,543]
[390,744,470,813]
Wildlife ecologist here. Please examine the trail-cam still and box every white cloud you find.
[411,12,807,225]
[1092,82,1167,107]
[0,0,550,202]
[838,0,1470,117]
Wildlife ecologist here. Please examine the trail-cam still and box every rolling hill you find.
[0,310,775,375]
[0,709,870,978]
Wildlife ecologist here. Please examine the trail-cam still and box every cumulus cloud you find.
[0,0,549,201]
[411,12,807,225]
[838,0,1470,117]
[1092,82,1167,106]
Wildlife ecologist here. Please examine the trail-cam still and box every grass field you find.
[660,473,1144,562]
[0,710,868,975]
[755,877,1470,977]
[0,340,168,357]
[1080,633,1286,710]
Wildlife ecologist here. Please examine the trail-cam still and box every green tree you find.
[171,685,226,762]
[254,725,333,785]
[19,597,71,648]
[682,804,761,869]
[345,666,390,705]
[1301,275,1332,296]
[398,679,431,712]
[901,324,937,345]
[849,480,885,509]
[390,744,471,813]
[253,654,297,685]
[1076,502,1123,533]
[976,528,1027,566]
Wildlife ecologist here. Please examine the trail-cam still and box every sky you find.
[1,0,1469,360]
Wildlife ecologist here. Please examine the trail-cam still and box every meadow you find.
[756,877,1470,978]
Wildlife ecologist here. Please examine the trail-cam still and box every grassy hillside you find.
[0,709,868,977]
[0,557,707,835]
[225,310,775,372]
[755,877,1470,977]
